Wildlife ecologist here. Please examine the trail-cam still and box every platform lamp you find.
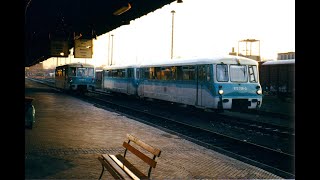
[113,3,131,15]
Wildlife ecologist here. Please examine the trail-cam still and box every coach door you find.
[127,68,135,95]
[136,68,144,97]
[196,65,209,107]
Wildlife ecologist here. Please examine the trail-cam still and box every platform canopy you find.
[25,0,177,67]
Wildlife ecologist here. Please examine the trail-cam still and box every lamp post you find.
[171,10,175,59]
[108,33,111,66]
[110,34,114,65]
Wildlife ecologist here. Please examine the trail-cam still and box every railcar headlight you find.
[218,89,224,95]
[256,89,262,95]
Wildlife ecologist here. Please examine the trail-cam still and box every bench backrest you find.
[123,134,161,178]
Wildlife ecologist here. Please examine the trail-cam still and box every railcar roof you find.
[103,55,258,70]
[56,63,95,68]
[102,64,137,70]
[138,55,259,67]
[262,59,295,65]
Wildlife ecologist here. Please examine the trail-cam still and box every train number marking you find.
[234,87,247,90]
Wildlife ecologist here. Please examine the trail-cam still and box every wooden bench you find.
[98,134,161,180]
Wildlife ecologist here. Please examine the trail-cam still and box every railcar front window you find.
[88,68,94,77]
[77,67,94,77]
[216,64,229,82]
[70,68,76,76]
[230,65,247,82]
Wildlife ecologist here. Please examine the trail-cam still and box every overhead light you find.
[177,0,183,3]
[121,20,130,25]
[113,3,131,16]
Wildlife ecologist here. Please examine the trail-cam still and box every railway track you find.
[89,89,294,155]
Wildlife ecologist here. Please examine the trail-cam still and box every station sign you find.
[74,39,93,58]
[49,40,69,57]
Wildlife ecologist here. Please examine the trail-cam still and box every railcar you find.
[102,65,138,95]
[55,63,96,92]
[102,55,263,111]
[259,59,295,97]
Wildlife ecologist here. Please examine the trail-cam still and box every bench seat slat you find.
[115,154,148,179]
[123,142,157,168]
[127,134,161,157]
[109,154,141,180]
[99,155,132,180]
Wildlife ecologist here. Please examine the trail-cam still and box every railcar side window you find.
[155,67,161,80]
[148,67,155,79]
[56,69,63,77]
[205,65,211,81]
[161,67,176,80]
[128,68,134,78]
[248,65,258,82]
[198,65,210,82]
[216,64,229,82]
[182,66,195,80]
[136,69,142,79]
[230,65,247,82]
[177,66,183,80]
[144,68,150,79]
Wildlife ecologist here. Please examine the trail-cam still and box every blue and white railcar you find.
[135,55,262,111]
[55,63,96,92]
[102,65,138,95]
[101,55,263,111]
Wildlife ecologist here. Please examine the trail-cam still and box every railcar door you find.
[196,65,203,106]
[196,65,209,107]
[136,68,144,97]
[127,68,136,95]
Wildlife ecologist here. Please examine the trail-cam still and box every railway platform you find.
[25,79,284,179]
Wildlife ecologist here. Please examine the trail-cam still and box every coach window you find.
[248,65,258,82]
[216,64,229,82]
[230,65,247,82]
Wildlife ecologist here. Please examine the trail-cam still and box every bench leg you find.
[98,163,105,179]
